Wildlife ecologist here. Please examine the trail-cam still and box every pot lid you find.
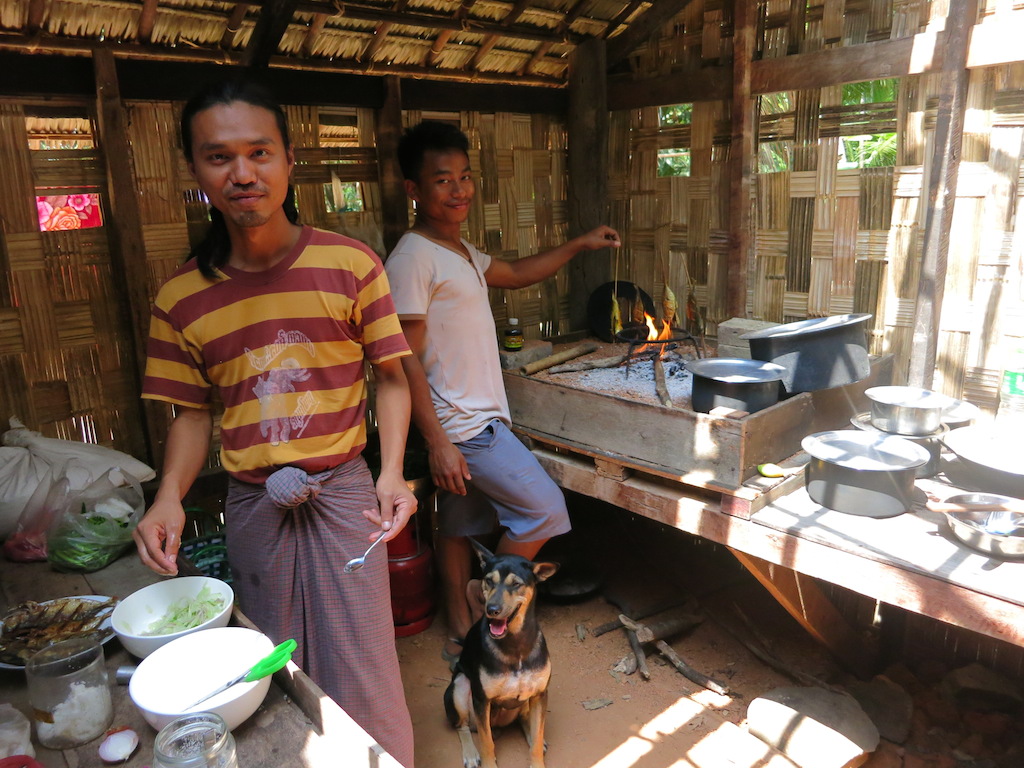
[684,358,787,383]
[865,386,955,410]
[740,313,872,340]
[802,429,930,470]
[944,426,1024,478]
[941,398,981,425]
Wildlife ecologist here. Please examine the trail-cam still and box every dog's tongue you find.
[489,618,508,636]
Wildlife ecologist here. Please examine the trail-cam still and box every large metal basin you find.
[865,386,954,436]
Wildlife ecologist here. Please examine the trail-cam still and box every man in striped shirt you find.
[132,80,416,767]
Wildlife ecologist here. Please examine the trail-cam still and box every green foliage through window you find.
[839,133,897,169]
[659,104,692,126]
[658,148,691,177]
[842,79,898,106]
[324,181,364,213]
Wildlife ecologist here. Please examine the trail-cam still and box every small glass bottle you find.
[503,317,524,351]
[153,712,238,768]
[25,637,113,749]
[997,341,1024,428]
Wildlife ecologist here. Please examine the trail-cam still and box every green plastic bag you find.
[47,467,144,573]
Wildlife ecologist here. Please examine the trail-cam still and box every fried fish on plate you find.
[0,595,117,666]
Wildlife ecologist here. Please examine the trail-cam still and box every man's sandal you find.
[441,637,463,671]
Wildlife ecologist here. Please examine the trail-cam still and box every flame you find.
[643,312,673,341]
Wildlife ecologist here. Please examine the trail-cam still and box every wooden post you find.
[727,0,756,320]
[93,48,163,466]
[908,0,978,389]
[375,76,407,257]
[567,37,610,331]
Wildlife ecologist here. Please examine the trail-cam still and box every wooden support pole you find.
[92,48,163,466]
[908,0,979,389]
[566,38,610,331]
[728,548,877,677]
[241,0,298,70]
[726,0,755,320]
[375,75,407,257]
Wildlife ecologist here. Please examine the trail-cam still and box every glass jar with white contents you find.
[153,712,238,768]
[25,637,113,749]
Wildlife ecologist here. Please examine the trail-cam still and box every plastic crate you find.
[180,533,232,584]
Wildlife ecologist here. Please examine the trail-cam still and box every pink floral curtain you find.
[37,193,102,232]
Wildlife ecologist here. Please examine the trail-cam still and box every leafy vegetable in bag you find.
[47,468,144,573]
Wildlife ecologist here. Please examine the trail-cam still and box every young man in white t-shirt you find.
[384,121,620,663]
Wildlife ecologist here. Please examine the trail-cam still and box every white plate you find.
[0,594,117,670]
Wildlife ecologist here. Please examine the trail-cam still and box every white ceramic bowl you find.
[129,626,274,731]
[112,576,233,658]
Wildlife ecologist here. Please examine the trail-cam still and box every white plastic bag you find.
[2,418,155,484]
[0,446,49,539]
[0,703,34,759]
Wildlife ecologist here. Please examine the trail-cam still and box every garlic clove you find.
[98,726,139,764]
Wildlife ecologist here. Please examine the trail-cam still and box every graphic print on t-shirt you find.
[246,329,318,446]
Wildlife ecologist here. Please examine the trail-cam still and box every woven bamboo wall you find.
[0,99,146,459]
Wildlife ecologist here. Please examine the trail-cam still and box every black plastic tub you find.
[741,313,873,394]
[684,358,787,414]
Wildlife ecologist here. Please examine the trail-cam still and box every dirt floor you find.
[395,498,839,768]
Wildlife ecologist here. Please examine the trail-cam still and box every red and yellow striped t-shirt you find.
[142,226,410,483]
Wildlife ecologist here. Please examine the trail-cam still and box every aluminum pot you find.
[850,412,946,478]
[939,493,1024,559]
[801,430,930,518]
[741,314,872,394]
[865,386,955,436]
[941,425,1024,497]
[684,358,786,414]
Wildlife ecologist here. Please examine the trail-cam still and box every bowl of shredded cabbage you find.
[112,576,233,658]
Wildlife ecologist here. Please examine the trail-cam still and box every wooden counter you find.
[0,554,401,768]
[530,445,1024,669]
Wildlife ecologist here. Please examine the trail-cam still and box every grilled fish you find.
[0,596,117,665]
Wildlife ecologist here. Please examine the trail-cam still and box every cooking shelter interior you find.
[4,0,1024,766]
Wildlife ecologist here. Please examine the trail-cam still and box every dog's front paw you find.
[462,758,481,768]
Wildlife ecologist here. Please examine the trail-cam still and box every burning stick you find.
[653,354,672,408]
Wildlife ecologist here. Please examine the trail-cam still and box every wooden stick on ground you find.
[547,352,628,374]
[618,612,703,644]
[520,342,600,375]
[655,640,731,696]
[623,626,650,680]
[592,597,693,637]
[653,354,672,407]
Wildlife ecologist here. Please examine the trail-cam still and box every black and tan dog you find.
[444,539,559,768]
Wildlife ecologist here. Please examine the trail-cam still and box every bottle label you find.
[1003,370,1024,397]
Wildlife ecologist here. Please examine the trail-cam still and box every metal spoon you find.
[343,531,387,573]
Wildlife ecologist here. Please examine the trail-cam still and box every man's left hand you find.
[364,469,418,541]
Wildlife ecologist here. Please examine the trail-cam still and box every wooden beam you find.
[729,549,877,676]
[242,0,299,69]
[375,76,407,256]
[360,1,408,62]
[91,47,162,466]
[137,0,159,44]
[908,0,979,388]
[469,0,530,71]
[301,11,327,57]
[750,31,946,93]
[521,41,553,76]
[602,0,643,40]
[727,0,755,321]
[27,0,47,31]
[221,3,248,49]
[607,65,731,109]
[566,38,610,332]
[605,0,694,70]
[426,30,453,67]
[0,36,564,88]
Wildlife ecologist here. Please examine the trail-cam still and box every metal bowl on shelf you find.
[850,412,946,478]
[939,493,1024,559]
[684,358,786,415]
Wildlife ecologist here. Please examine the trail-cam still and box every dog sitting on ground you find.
[444,539,559,768]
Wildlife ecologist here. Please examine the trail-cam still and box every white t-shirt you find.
[385,231,510,443]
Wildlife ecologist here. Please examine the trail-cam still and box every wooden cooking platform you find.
[506,354,1024,669]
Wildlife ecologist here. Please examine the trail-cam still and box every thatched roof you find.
[0,0,688,88]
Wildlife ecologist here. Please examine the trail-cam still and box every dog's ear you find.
[532,561,559,583]
[469,537,495,567]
